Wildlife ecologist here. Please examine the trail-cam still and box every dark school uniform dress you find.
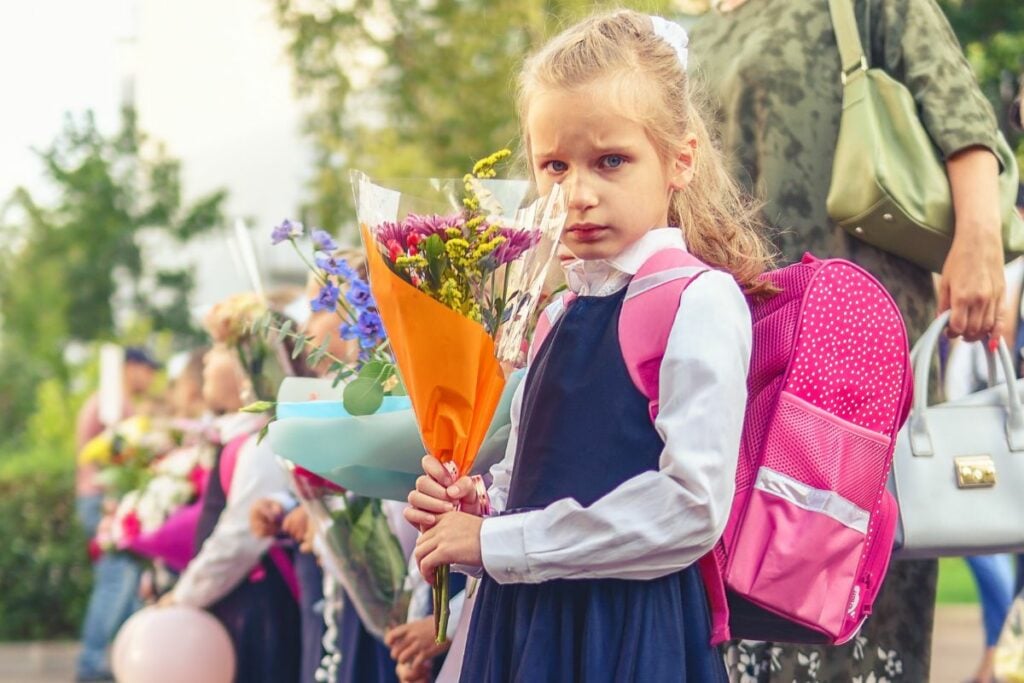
[193,445,301,683]
[460,287,728,683]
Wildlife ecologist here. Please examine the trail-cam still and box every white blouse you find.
[475,228,753,584]
[173,412,291,608]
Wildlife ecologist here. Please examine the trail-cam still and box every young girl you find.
[405,10,774,682]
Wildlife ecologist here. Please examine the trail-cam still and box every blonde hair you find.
[517,9,777,296]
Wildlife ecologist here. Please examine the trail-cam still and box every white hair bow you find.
[649,15,689,71]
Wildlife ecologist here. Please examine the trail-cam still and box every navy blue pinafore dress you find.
[193,444,301,683]
[460,287,727,682]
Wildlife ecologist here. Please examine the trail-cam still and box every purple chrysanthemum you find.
[493,228,541,265]
[405,213,462,241]
[374,221,409,250]
[271,219,304,245]
[374,214,463,249]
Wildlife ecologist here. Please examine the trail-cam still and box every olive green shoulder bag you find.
[826,0,1024,273]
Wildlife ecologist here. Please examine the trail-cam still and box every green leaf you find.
[278,318,295,338]
[240,400,275,413]
[309,336,331,367]
[424,234,447,288]
[291,334,308,359]
[256,423,270,445]
[358,360,389,382]
[343,377,385,415]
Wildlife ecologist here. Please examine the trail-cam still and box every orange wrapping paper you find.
[362,226,507,477]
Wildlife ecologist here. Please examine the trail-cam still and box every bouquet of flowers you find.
[287,460,410,641]
[353,150,568,641]
[88,417,214,569]
[114,441,216,571]
[81,415,177,498]
[251,223,413,639]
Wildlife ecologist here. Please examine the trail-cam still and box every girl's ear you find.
[668,133,698,191]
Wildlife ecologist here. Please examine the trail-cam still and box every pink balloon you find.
[111,611,144,679]
[112,605,235,683]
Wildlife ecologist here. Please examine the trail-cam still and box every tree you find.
[937,1,1023,155]
[0,107,227,442]
[272,0,672,238]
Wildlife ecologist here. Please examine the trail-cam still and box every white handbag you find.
[890,311,1024,559]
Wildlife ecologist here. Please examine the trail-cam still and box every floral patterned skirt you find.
[723,559,937,682]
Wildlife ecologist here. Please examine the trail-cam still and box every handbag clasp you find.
[954,455,996,489]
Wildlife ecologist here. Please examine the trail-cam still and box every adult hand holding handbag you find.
[890,311,1024,559]
[825,0,1024,273]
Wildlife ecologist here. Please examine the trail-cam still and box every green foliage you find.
[938,0,1024,160]
[272,0,672,238]
[1,107,227,344]
[0,451,91,640]
[0,107,227,444]
[936,557,980,605]
[343,376,385,415]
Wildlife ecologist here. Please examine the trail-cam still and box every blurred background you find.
[0,1,1020,680]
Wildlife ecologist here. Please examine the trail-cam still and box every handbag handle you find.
[908,311,1024,455]
[827,0,869,84]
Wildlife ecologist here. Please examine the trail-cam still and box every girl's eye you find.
[544,160,568,173]
[600,154,626,169]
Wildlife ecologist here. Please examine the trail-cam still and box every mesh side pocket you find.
[763,391,891,513]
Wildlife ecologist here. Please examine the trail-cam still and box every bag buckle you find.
[840,56,868,85]
[954,455,996,489]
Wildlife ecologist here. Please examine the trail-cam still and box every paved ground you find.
[0,605,989,682]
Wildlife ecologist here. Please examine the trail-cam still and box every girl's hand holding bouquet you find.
[407,454,485,582]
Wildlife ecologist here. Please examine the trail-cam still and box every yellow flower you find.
[445,238,470,260]
[472,149,511,179]
[80,434,114,465]
[395,254,428,270]
[439,278,463,308]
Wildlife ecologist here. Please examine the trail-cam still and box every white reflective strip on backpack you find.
[625,267,707,300]
[754,467,869,534]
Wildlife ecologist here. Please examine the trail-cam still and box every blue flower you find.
[311,228,338,252]
[356,310,384,348]
[339,322,357,341]
[271,219,304,244]
[311,283,339,312]
[346,279,373,309]
[316,255,357,280]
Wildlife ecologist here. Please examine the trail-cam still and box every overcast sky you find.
[0,1,134,204]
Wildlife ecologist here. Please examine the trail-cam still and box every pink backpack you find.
[532,249,912,645]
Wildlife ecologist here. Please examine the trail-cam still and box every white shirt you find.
[173,412,291,608]
[475,228,752,584]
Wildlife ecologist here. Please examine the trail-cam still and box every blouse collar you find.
[563,228,687,297]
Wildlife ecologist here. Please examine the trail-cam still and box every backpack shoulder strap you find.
[619,248,711,420]
[528,290,578,365]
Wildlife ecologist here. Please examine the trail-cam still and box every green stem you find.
[289,238,321,277]
[267,323,351,369]
[434,564,450,644]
